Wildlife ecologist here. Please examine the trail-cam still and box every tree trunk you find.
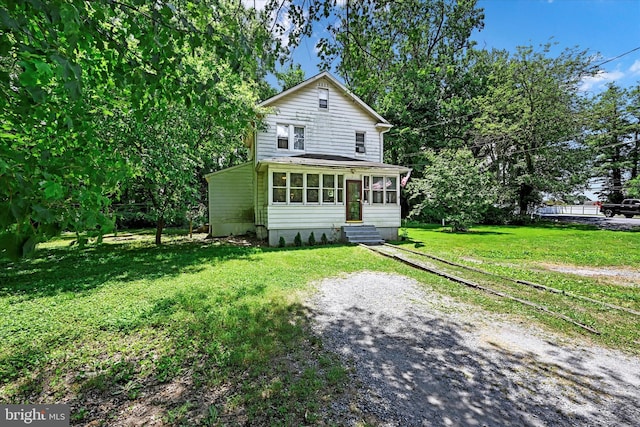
[519,183,534,215]
[155,216,165,245]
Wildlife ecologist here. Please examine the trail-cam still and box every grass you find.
[0,232,407,425]
[402,222,640,267]
[1,223,638,425]
[392,222,640,351]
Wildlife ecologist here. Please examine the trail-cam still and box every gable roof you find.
[259,71,391,127]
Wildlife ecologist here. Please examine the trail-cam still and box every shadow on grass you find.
[310,281,640,425]
[5,279,343,426]
[0,239,261,299]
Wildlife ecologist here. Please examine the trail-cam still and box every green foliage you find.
[585,83,640,202]
[0,234,404,424]
[0,0,282,256]
[294,232,302,247]
[315,0,485,169]
[308,232,316,246]
[471,44,594,212]
[275,64,306,91]
[279,236,286,248]
[407,149,496,231]
[320,233,328,245]
[625,176,640,198]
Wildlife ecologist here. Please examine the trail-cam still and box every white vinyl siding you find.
[206,163,254,236]
[257,77,383,161]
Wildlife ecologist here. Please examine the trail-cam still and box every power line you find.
[590,46,640,69]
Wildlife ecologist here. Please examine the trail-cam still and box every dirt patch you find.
[539,263,640,287]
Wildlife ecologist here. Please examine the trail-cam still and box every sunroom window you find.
[273,172,287,202]
[290,173,303,203]
[306,174,319,203]
[386,177,397,203]
[271,172,344,205]
[322,174,335,203]
[361,175,399,205]
[372,176,384,204]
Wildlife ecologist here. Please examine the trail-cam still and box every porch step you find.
[342,225,384,245]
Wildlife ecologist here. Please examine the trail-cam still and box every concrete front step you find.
[342,225,384,245]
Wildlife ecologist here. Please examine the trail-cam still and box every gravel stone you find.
[309,271,640,426]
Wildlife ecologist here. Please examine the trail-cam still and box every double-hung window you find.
[277,125,289,149]
[273,172,287,203]
[290,173,303,203]
[276,124,305,150]
[356,132,366,153]
[319,88,329,109]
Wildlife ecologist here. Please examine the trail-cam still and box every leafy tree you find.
[585,84,637,202]
[625,176,640,198]
[626,82,640,182]
[315,0,485,169]
[276,63,306,91]
[407,148,495,231]
[471,44,593,213]
[1,0,280,256]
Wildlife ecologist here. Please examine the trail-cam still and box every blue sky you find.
[286,0,640,94]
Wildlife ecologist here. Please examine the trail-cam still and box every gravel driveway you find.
[309,272,640,426]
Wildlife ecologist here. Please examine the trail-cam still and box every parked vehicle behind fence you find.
[600,199,640,218]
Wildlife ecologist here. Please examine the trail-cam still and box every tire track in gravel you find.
[309,272,640,426]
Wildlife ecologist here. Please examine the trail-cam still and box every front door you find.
[346,180,362,222]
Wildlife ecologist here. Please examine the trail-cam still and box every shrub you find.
[278,236,285,248]
[294,232,302,247]
[308,232,316,246]
[320,233,328,245]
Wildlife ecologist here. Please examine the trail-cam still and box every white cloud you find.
[630,59,640,75]
[579,69,625,92]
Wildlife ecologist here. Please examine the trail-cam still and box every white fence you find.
[536,205,601,215]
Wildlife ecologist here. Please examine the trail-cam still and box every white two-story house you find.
[205,72,410,246]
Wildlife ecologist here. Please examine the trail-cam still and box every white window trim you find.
[270,171,344,206]
[355,131,366,155]
[361,174,400,206]
[319,87,329,110]
[275,124,306,152]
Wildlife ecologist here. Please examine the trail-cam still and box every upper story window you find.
[276,124,304,150]
[355,132,366,154]
[318,88,329,109]
[277,124,289,149]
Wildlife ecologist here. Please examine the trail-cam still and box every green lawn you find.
[0,233,409,425]
[1,224,638,425]
[403,222,640,267]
